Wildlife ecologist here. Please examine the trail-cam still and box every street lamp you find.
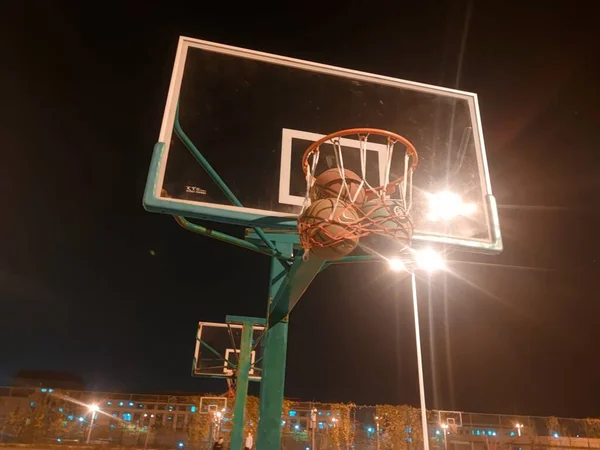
[515,423,523,437]
[375,416,381,450]
[388,258,406,272]
[310,408,317,450]
[388,248,446,450]
[441,423,449,450]
[86,404,100,444]
[415,248,446,272]
[143,413,155,450]
[426,190,476,222]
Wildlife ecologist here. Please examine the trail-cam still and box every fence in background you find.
[2,387,600,450]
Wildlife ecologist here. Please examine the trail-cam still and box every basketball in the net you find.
[360,198,413,241]
[310,168,366,204]
[298,198,360,260]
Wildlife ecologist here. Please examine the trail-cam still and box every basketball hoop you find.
[298,128,419,260]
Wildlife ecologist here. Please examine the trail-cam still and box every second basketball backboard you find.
[192,322,265,382]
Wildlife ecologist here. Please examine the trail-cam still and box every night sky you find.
[2,2,600,419]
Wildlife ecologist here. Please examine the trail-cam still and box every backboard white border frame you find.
[278,128,390,207]
[147,36,502,253]
[223,349,257,376]
[199,396,228,415]
[193,321,265,381]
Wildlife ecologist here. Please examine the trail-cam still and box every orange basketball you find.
[360,198,413,240]
[298,198,360,260]
[310,168,366,204]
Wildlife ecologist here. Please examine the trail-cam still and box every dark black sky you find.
[2,1,600,419]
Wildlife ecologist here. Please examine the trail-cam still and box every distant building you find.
[12,370,85,390]
[2,386,600,450]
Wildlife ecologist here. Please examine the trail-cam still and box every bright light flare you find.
[427,190,476,222]
[88,404,100,412]
[388,258,406,272]
[415,249,445,272]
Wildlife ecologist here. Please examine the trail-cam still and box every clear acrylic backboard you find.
[143,37,502,253]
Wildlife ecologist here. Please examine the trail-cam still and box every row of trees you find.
[4,390,80,443]
[5,390,600,449]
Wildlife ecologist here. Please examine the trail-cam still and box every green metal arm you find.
[268,252,325,326]
[174,216,293,261]
[173,103,281,257]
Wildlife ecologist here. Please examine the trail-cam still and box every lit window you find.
[107,401,112,406]
[190,406,197,413]
[289,411,297,417]
[119,402,124,407]
[30,401,36,407]
[128,402,134,407]
[123,413,132,422]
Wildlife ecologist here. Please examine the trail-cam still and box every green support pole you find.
[230,321,253,450]
[256,242,294,450]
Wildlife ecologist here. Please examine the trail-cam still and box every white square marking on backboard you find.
[223,348,256,376]
[278,128,390,207]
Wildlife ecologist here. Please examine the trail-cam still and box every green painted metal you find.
[174,217,293,261]
[268,252,325,326]
[143,142,298,229]
[257,242,294,450]
[172,105,284,255]
[226,315,267,326]
[230,321,253,450]
[245,229,301,247]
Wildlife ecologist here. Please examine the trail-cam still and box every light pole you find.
[86,404,100,444]
[389,248,446,450]
[143,413,155,450]
[375,416,380,450]
[441,423,449,450]
[515,423,523,437]
[310,408,317,450]
[215,410,224,437]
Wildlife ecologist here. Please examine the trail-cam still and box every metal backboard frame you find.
[192,321,265,382]
[143,36,502,254]
[199,396,228,415]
